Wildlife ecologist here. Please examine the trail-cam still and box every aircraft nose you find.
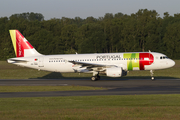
[168,59,175,67]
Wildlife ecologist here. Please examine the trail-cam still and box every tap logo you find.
[124,53,154,70]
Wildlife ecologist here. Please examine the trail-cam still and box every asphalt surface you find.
[0,78,180,98]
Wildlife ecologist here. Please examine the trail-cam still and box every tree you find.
[61,24,78,53]
[9,12,44,21]
[75,23,105,53]
[1,10,180,60]
[163,22,180,59]
[135,9,159,52]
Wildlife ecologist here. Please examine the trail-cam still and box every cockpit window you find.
[160,56,168,59]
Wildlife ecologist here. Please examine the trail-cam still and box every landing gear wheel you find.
[150,70,155,81]
[91,74,100,81]
[91,76,97,81]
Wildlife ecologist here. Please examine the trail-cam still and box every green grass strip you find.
[0,94,180,120]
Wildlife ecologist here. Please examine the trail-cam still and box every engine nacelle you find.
[106,67,123,77]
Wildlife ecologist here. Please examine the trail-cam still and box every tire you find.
[91,76,97,81]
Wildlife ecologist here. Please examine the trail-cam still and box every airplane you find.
[7,30,175,81]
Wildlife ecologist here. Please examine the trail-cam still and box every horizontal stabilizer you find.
[7,58,28,64]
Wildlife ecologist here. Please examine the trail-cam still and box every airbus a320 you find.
[7,30,175,81]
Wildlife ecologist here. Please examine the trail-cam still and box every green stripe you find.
[123,53,140,70]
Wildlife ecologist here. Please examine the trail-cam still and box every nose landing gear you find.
[150,70,154,80]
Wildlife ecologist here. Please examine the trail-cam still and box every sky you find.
[0,0,180,20]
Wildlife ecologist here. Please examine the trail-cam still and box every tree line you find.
[0,9,180,60]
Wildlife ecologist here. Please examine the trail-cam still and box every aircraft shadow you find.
[31,72,64,79]
[30,72,92,79]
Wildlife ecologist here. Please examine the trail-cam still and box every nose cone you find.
[168,59,175,68]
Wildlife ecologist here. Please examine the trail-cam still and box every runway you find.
[0,78,180,98]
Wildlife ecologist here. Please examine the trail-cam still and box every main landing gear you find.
[91,74,100,81]
[150,70,154,80]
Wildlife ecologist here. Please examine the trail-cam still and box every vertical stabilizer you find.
[9,30,42,57]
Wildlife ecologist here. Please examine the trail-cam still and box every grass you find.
[0,86,105,92]
[0,60,180,79]
[1,61,180,119]
[0,95,180,120]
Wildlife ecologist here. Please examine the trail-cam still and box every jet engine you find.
[106,67,123,77]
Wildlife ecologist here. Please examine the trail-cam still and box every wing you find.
[68,61,117,72]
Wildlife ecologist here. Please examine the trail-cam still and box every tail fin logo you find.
[9,30,34,57]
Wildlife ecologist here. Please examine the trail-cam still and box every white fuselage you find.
[8,52,175,74]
